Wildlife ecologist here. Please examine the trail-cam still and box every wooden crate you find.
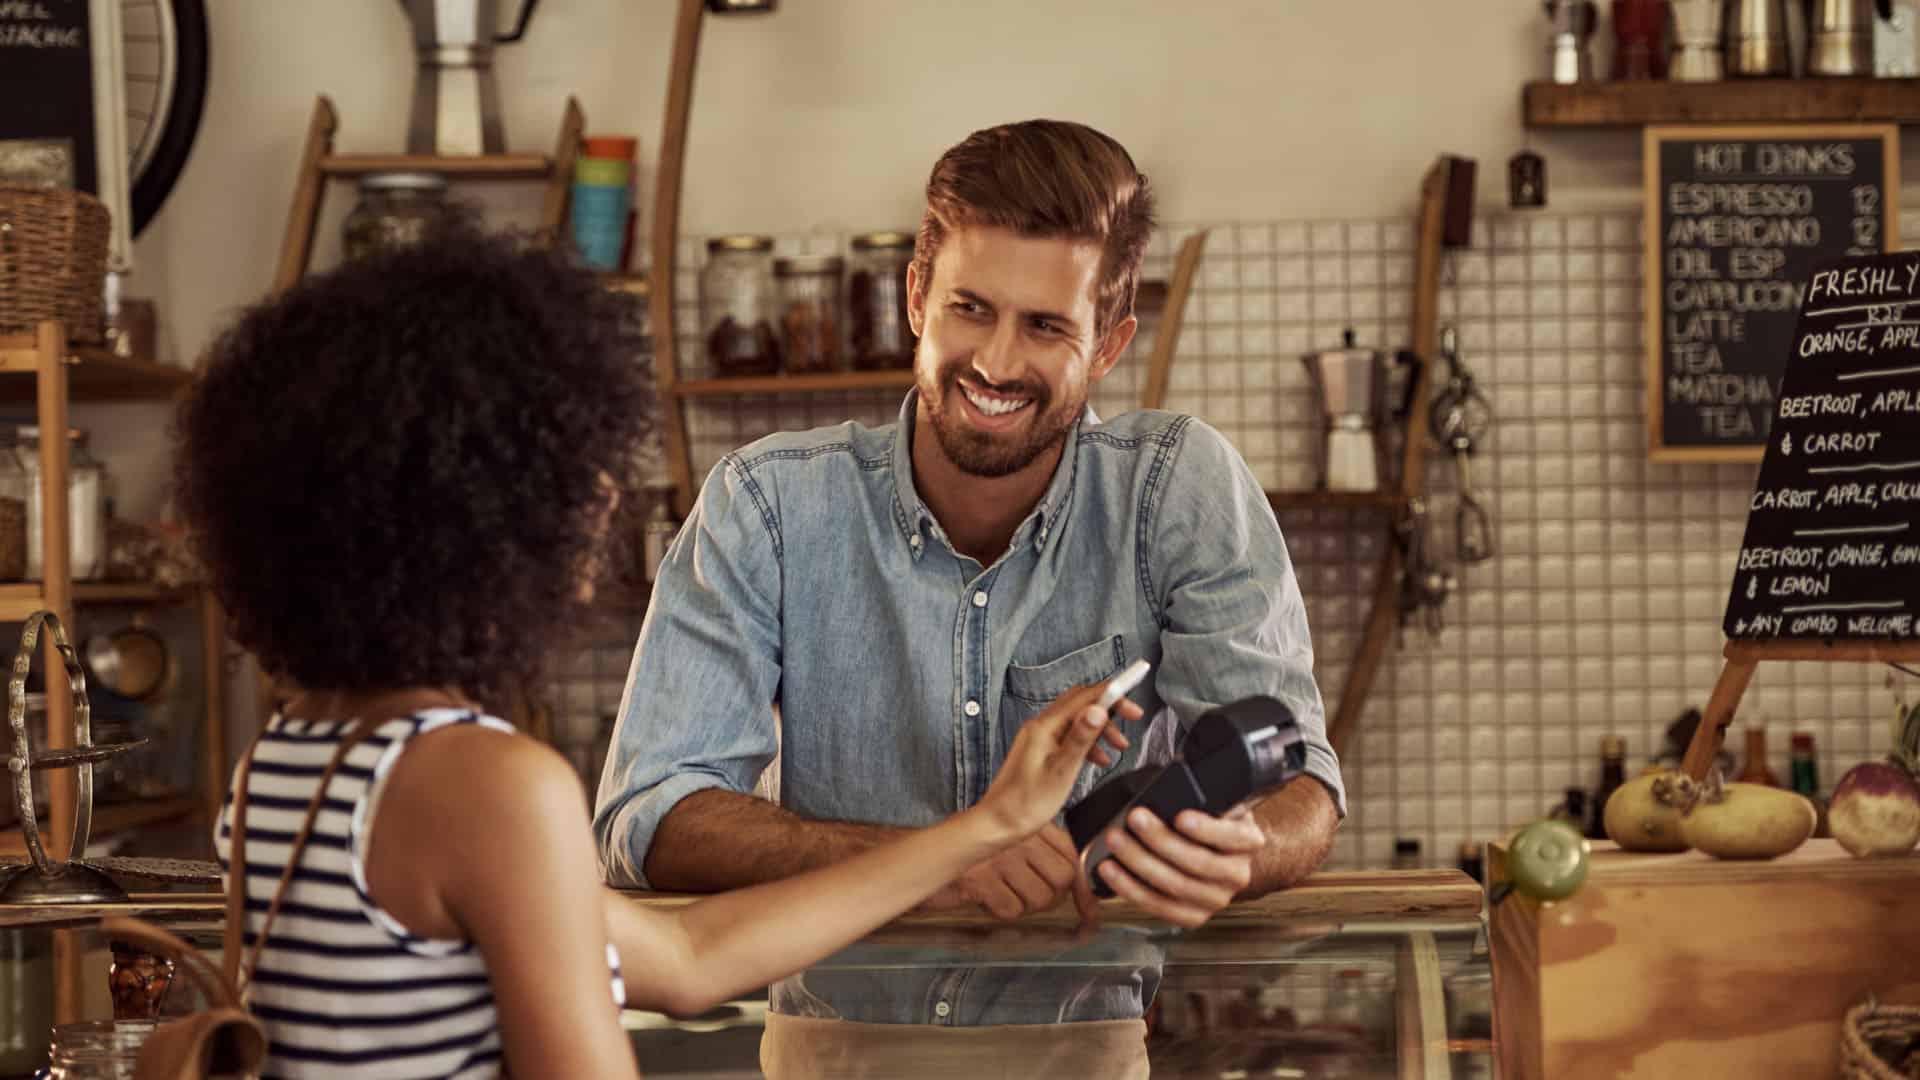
[1489,838,1920,1079]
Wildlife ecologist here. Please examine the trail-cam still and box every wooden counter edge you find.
[615,868,1483,926]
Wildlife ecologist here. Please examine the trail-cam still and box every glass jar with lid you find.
[44,1020,155,1079]
[847,231,917,370]
[775,254,844,374]
[19,426,107,582]
[700,235,781,377]
[341,172,454,261]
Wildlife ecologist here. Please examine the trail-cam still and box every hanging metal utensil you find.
[1429,326,1497,565]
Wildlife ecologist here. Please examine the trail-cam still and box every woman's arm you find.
[612,684,1130,1016]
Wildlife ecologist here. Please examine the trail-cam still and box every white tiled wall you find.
[555,210,1920,872]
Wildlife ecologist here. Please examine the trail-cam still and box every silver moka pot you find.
[1301,329,1387,493]
[1805,0,1894,76]
[399,0,540,156]
[1726,0,1793,76]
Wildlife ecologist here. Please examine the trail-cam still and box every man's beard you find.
[919,360,1082,478]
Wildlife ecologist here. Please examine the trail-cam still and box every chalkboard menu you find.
[1724,249,1920,643]
[0,0,98,193]
[1645,124,1898,462]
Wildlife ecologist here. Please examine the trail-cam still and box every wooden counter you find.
[1490,838,1920,1080]
[616,868,1483,926]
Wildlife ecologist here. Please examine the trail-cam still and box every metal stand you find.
[1,611,145,905]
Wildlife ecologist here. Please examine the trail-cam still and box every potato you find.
[1679,782,1817,859]
[1603,771,1691,852]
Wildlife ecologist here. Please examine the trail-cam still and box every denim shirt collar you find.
[889,389,1094,561]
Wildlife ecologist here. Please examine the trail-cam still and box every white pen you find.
[1096,659,1152,710]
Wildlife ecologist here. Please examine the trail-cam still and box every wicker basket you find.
[1841,1001,1920,1080]
[0,184,110,342]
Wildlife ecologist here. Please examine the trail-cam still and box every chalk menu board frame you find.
[1643,123,1899,464]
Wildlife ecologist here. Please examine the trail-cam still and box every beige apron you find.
[760,1012,1150,1080]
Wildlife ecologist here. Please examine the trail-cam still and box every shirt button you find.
[934,1001,952,1019]
[972,590,988,608]
[963,700,981,717]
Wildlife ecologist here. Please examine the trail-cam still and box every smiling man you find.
[595,120,1344,1059]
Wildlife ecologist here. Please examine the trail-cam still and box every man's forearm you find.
[1243,777,1340,896]
[643,787,906,891]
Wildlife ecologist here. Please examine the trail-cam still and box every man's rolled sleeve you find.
[1143,418,1348,818]
[593,455,785,887]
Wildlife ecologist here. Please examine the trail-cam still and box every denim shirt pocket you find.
[1003,635,1127,801]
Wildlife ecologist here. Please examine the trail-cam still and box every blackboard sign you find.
[1724,249,1920,643]
[1645,124,1899,463]
[0,0,98,194]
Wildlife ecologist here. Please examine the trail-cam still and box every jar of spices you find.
[847,231,917,370]
[775,254,844,374]
[19,426,107,582]
[341,172,453,261]
[700,235,781,376]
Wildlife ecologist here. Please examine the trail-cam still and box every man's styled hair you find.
[911,120,1156,337]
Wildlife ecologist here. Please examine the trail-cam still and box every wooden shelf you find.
[1267,489,1409,512]
[0,582,197,621]
[1524,77,1920,127]
[317,152,552,179]
[0,798,199,857]
[0,334,194,401]
[672,370,917,397]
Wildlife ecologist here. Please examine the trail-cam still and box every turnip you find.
[1828,762,1920,857]
[1828,702,1920,858]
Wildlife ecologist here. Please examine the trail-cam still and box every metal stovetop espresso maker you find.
[399,0,541,156]
[1301,329,1389,493]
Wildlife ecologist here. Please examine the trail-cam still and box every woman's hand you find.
[977,683,1141,841]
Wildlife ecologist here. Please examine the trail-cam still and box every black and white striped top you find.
[215,709,625,1079]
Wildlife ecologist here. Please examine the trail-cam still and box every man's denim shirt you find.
[594,391,1346,1026]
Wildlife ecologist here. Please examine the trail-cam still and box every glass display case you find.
[1,874,1490,1079]
[624,909,1492,1079]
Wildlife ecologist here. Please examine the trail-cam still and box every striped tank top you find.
[214,708,624,1079]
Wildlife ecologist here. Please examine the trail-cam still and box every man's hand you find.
[1092,806,1263,928]
[919,824,1098,924]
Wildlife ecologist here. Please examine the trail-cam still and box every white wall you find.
[131,0,1662,373]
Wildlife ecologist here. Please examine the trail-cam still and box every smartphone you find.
[1097,659,1151,710]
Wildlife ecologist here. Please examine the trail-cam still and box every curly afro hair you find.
[173,227,656,702]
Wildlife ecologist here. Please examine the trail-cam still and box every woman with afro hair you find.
[176,226,1136,1078]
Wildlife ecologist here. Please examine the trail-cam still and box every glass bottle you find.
[0,930,53,1075]
[1737,727,1781,787]
[1391,838,1422,870]
[1789,732,1818,797]
[1588,735,1627,839]
[1790,731,1826,836]
[847,231,917,370]
[1456,841,1484,884]
[44,1020,154,1079]
[774,254,845,374]
[642,481,679,583]
[1553,788,1588,831]
[341,172,453,260]
[0,427,27,581]
[700,235,781,376]
[20,426,108,582]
